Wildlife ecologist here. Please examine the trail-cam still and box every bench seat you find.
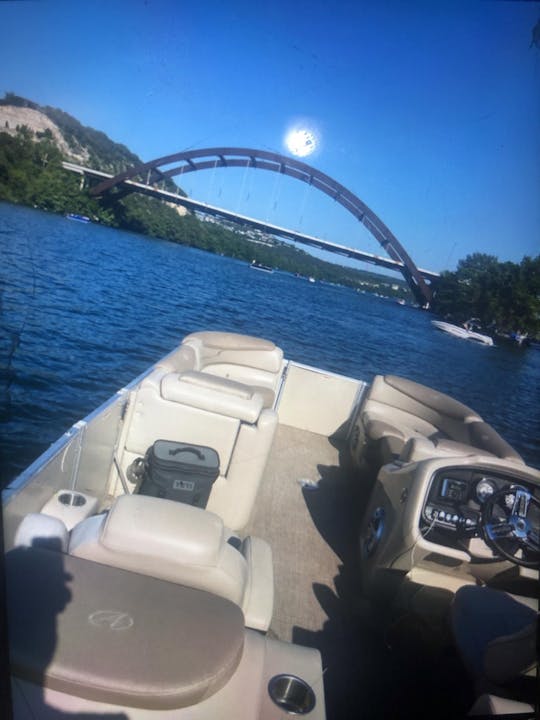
[119,366,278,532]
[351,375,523,467]
[158,331,285,409]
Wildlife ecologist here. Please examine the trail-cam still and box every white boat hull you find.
[431,320,493,345]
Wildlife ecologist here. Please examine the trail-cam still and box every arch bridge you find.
[90,147,433,306]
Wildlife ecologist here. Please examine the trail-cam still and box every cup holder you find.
[268,674,316,715]
[58,492,86,507]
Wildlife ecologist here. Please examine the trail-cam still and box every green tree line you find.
[431,253,540,337]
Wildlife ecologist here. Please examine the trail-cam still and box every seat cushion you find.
[6,546,245,709]
[69,495,248,606]
[161,371,264,423]
[467,421,523,463]
[452,586,537,684]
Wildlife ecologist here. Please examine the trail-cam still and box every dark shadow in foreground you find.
[5,539,128,720]
[295,457,474,720]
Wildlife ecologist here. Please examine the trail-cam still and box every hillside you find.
[0,104,89,163]
[0,93,413,298]
[0,93,140,176]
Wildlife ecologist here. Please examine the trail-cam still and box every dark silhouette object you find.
[5,539,127,719]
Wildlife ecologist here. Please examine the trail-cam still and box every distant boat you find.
[494,331,530,348]
[66,213,91,223]
[510,331,529,347]
[250,260,273,273]
[308,276,315,283]
[431,319,493,346]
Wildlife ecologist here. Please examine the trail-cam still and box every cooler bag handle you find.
[168,446,205,461]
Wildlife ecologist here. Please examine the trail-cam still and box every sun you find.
[285,128,318,158]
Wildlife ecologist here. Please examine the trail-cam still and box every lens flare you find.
[285,128,318,157]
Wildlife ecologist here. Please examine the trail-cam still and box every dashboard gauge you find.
[505,492,516,510]
[476,478,496,503]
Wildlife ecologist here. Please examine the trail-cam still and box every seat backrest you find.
[69,495,248,607]
[367,375,481,439]
[124,369,245,475]
[119,365,278,531]
[363,375,523,463]
[182,331,284,407]
[182,331,283,374]
[466,421,524,463]
[484,615,538,684]
[161,371,264,423]
[68,495,274,630]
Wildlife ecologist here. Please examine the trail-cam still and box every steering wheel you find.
[481,484,540,568]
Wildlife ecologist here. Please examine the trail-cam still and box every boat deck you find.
[246,424,385,717]
[247,424,473,719]
[246,424,363,640]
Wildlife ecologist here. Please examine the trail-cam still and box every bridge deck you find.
[63,161,439,283]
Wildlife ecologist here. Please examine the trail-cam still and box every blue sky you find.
[1,0,539,274]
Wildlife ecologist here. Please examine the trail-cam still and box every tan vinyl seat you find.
[354,375,523,467]
[120,366,278,532]
[6,545,245,710]
[161,330,285,409]
[116,332,284,531]
[6,544,325,717]
[68,494,274,631]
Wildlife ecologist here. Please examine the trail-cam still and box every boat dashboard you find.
[361,456,540,591]
[423,466,527,532]
[420,465,540,567]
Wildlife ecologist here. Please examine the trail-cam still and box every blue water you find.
[1,202,539,483]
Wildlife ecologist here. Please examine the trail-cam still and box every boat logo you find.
[88,610,134,630]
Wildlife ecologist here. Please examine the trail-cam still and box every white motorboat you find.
[3,331,538,718]
[65,213,91,223]
[431,319,494,346]
[249,260,274,273]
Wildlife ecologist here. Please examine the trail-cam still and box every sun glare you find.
[285,127,318,158]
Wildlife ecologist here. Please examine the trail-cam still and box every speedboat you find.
[431,319,494,346]
[249,260,274,273]
[3,331,538,718]
[66,213,91,223]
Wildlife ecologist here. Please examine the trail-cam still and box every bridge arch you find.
[90,147,432,305]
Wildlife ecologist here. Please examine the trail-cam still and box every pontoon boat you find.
[3,331,538,718]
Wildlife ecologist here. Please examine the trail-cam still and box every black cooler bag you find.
[138,440,220,508]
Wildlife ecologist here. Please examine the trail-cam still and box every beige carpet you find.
[246,424,356,642]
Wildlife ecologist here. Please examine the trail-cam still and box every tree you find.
[432,253,540,336]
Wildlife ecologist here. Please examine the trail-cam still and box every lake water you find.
[1,202,539,484]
